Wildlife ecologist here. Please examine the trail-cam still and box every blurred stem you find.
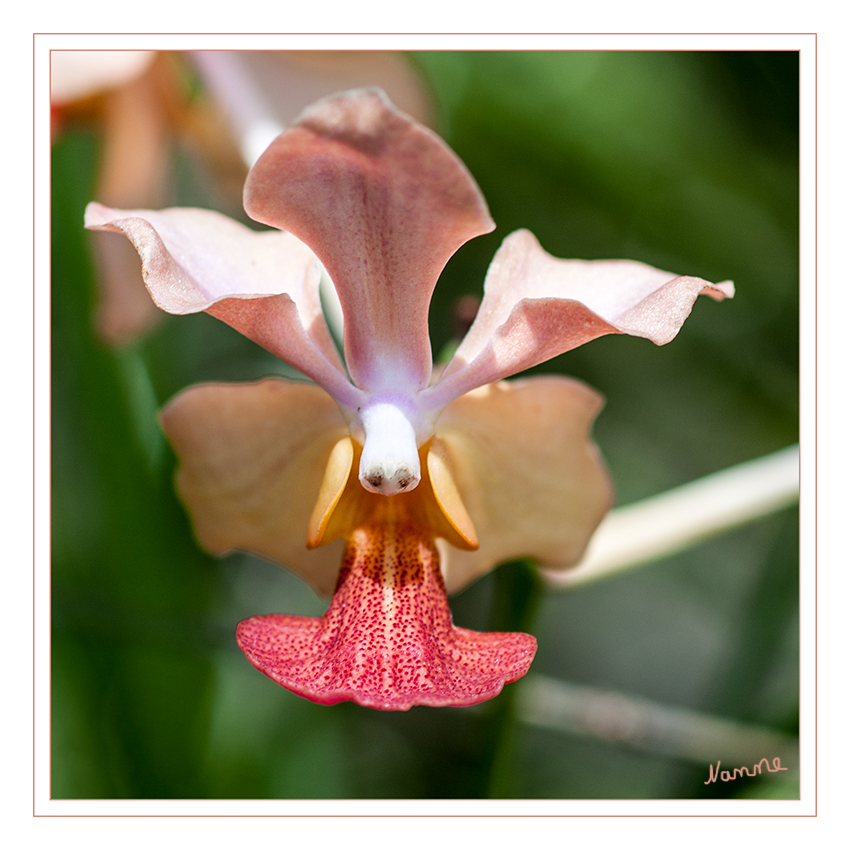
[543,444,799,590]
[478,559,543,798]
[189,51,283,167]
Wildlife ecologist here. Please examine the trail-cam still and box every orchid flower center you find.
[353,395,435,496]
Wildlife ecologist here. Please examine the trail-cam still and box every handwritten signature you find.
[705,757,788,784]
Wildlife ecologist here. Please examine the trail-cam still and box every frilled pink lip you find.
[236,522,536,711]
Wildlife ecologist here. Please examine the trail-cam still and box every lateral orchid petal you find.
[160,379,348,596]
[434,376,614,594]
[243,88,495,395]
[84,203,360,409]
[427,229,734,407]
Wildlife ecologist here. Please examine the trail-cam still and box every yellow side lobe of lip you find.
[307,436,354,548]
[308,437,478,551]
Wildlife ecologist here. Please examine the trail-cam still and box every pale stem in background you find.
[544,444,800,590]
[519,674,798,770]
[191,51,345,340]
[189,51,284,167]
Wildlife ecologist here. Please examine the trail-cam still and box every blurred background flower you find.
[51,49,798,799]
[51,49,433,345]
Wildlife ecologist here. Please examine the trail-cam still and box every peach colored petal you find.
[244,88,494,395]
[433,376,614,594]
[160,379,349,596]
[428,229,734,407]
[85,203,360,408]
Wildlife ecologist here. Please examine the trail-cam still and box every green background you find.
[51,50,799,799]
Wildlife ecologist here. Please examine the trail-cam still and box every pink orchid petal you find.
[85,203,360,407]
[160,379,349,596]
[243,88,495,395]
[428,229,734,407]
[433,376,614,595]
[236,521,535,710]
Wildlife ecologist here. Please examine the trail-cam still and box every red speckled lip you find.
[236,522,536,711]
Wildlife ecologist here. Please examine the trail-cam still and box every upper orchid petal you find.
[432,375,614,594]
[243,87,495,396]
[84,203,362,410]
[427,229,735,408]
[159,379,348,596]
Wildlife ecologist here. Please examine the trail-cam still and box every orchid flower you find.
[84,88,733,711]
